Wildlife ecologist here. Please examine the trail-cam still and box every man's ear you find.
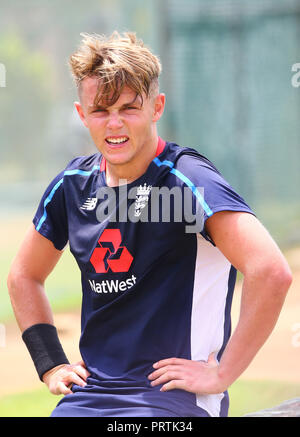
[152,93,165,122]
[74,102,88,128]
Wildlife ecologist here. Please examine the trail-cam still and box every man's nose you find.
[106,112,123,130]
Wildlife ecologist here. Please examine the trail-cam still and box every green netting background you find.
[0,0,299,247]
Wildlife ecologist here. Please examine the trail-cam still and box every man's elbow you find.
[7,268,19,297]
[275,264,293,293]
[245,258,293,298]
[7,264,27,297]
[260,261,293,298]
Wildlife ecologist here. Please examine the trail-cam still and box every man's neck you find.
[105,135,162,187]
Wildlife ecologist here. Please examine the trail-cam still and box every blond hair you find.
[69,31,162,106]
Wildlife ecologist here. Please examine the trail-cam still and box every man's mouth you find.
[105,136,129,145]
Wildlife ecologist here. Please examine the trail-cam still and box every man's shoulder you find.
[63,152,101,173]
[164,142,222,184]
[43,153,101,192]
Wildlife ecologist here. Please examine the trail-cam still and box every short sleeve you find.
[175,153,255,244]
[32,171,68,250]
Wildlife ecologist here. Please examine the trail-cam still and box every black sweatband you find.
[22,323,70,381]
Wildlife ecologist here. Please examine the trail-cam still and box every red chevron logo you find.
[90,229,133,273]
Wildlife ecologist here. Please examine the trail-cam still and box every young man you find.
[7,32,292,417]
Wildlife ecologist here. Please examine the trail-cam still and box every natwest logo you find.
[90,228,133,273]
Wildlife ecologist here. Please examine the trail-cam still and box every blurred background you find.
[0,0,300,417]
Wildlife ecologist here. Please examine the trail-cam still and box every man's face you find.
[75,77,165,167]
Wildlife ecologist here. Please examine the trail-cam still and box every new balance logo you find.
[90,229,133,273]
[80,197,97,211]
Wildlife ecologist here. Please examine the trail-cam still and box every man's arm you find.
[148,211,293,394]
[8,224,62,331]
[7,224,90,395]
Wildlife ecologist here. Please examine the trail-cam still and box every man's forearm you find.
[8,274,72,383]
[217,266,292,390]
[7,274,54,332]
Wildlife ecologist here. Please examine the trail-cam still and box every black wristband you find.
[22,323,70,381]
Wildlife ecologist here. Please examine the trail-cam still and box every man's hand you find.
[42,360,91,395]
[148,353,226,395]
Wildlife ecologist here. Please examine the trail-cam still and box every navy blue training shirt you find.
[33,139,254,417]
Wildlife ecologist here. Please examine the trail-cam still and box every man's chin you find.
[104,154,133,167]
